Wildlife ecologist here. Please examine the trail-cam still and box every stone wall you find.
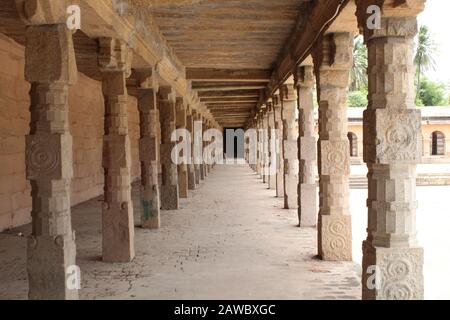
[0,34,31,230]
[0,34,141,231]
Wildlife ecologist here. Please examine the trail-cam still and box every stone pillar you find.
[273,94,284,198]
[186,109,197,190]
[176,98,189,198]
[267,102,277,190]
[25,24,78,300]
[256,116,263,178]
[295,65,317,227]
[356,0,425,300]
[195,114,204,182]
[262,111,269,184]
[135,69,161,229]
[99,38,135,263]
[204,121,211,175]
[202,120,208,178]
[280,83,299,209]
[158,87,179,210]
[313,33,353,261]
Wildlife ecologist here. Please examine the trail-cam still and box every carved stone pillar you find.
[280,83,299,209]
[313,33,353,261]
[356,0,426,300]
[199,119,206,179]
[262,111,270,184]
[256,116,263,178]
[195,114,204,182]
[204,121,211,175]
[134,69,161,229]
[273,94,284,198]
[99,38,135,263]
[25,24,78,300]
[295,65,317,227]
[186,109,196,190]
[267,102,276,190]
[176,98,189,198]
[192,111,203,185]
[158,87,179,210]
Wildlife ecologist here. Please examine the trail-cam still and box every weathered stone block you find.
[27,233,78,300]
[102,200,135,262]
[362,242,423,300]
[298,183,317,227]
[364,108,422,164]
[319,140,350,176]
[139,136,157,162]
[26,133,73,180]
[319,214,352,261]
[25,24,77,84]
[102,134,130,169]
[160,184,179,210]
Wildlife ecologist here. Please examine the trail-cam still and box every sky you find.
[418,0,450,84]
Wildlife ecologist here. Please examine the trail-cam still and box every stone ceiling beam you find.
[265,0,350,96]
[186,68,271,82]
[74,0,220,129]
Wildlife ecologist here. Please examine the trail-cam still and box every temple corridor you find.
[0,0,441,301]
[0,164,361,300]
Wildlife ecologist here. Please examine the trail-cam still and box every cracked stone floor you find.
[0,164,363,300]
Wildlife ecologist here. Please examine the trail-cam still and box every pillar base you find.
[362,242,424,300]
[27,234,78,300]
[195,165,201,184]
[188,165,196,190]
[284,175,298,209]
[102,201,135,263]
[161,185,179,210]
[318,214,352,261]
[140,189,160,229]
[200,164,205,180]
[178,169,189,198]
[298,183,317,227]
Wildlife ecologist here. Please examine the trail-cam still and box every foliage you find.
[350,37,368,92]
[347,90,368,108]
[417,78,448,106]
[414,26,437,93]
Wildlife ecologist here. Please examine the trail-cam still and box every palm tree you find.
[350,37,368,92]
[415,25,437,93]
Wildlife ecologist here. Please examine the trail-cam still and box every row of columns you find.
[23,21,218,299]
[249,0,426,299]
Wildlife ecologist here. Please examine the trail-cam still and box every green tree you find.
[347,90,368,108]
[350,37,368,91]
[417,78,448,106]
[414,26,437,96]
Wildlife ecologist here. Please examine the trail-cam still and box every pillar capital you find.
[280,83,297,102]
[98,38,133,77]
[356,0,426,37]
[294,65,315,89]
[17,0,71,25]
[25,24,78,85]
[133,67,159,91]
[158,86,176,103]
[272,92,281,108]
[313,33,353,73]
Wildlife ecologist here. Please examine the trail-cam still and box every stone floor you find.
[0,164,361,300]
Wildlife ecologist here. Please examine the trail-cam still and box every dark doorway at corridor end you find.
[224,128,245,159]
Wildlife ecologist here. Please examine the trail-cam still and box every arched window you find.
[347,132,358,157]
[431,131,445,156]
